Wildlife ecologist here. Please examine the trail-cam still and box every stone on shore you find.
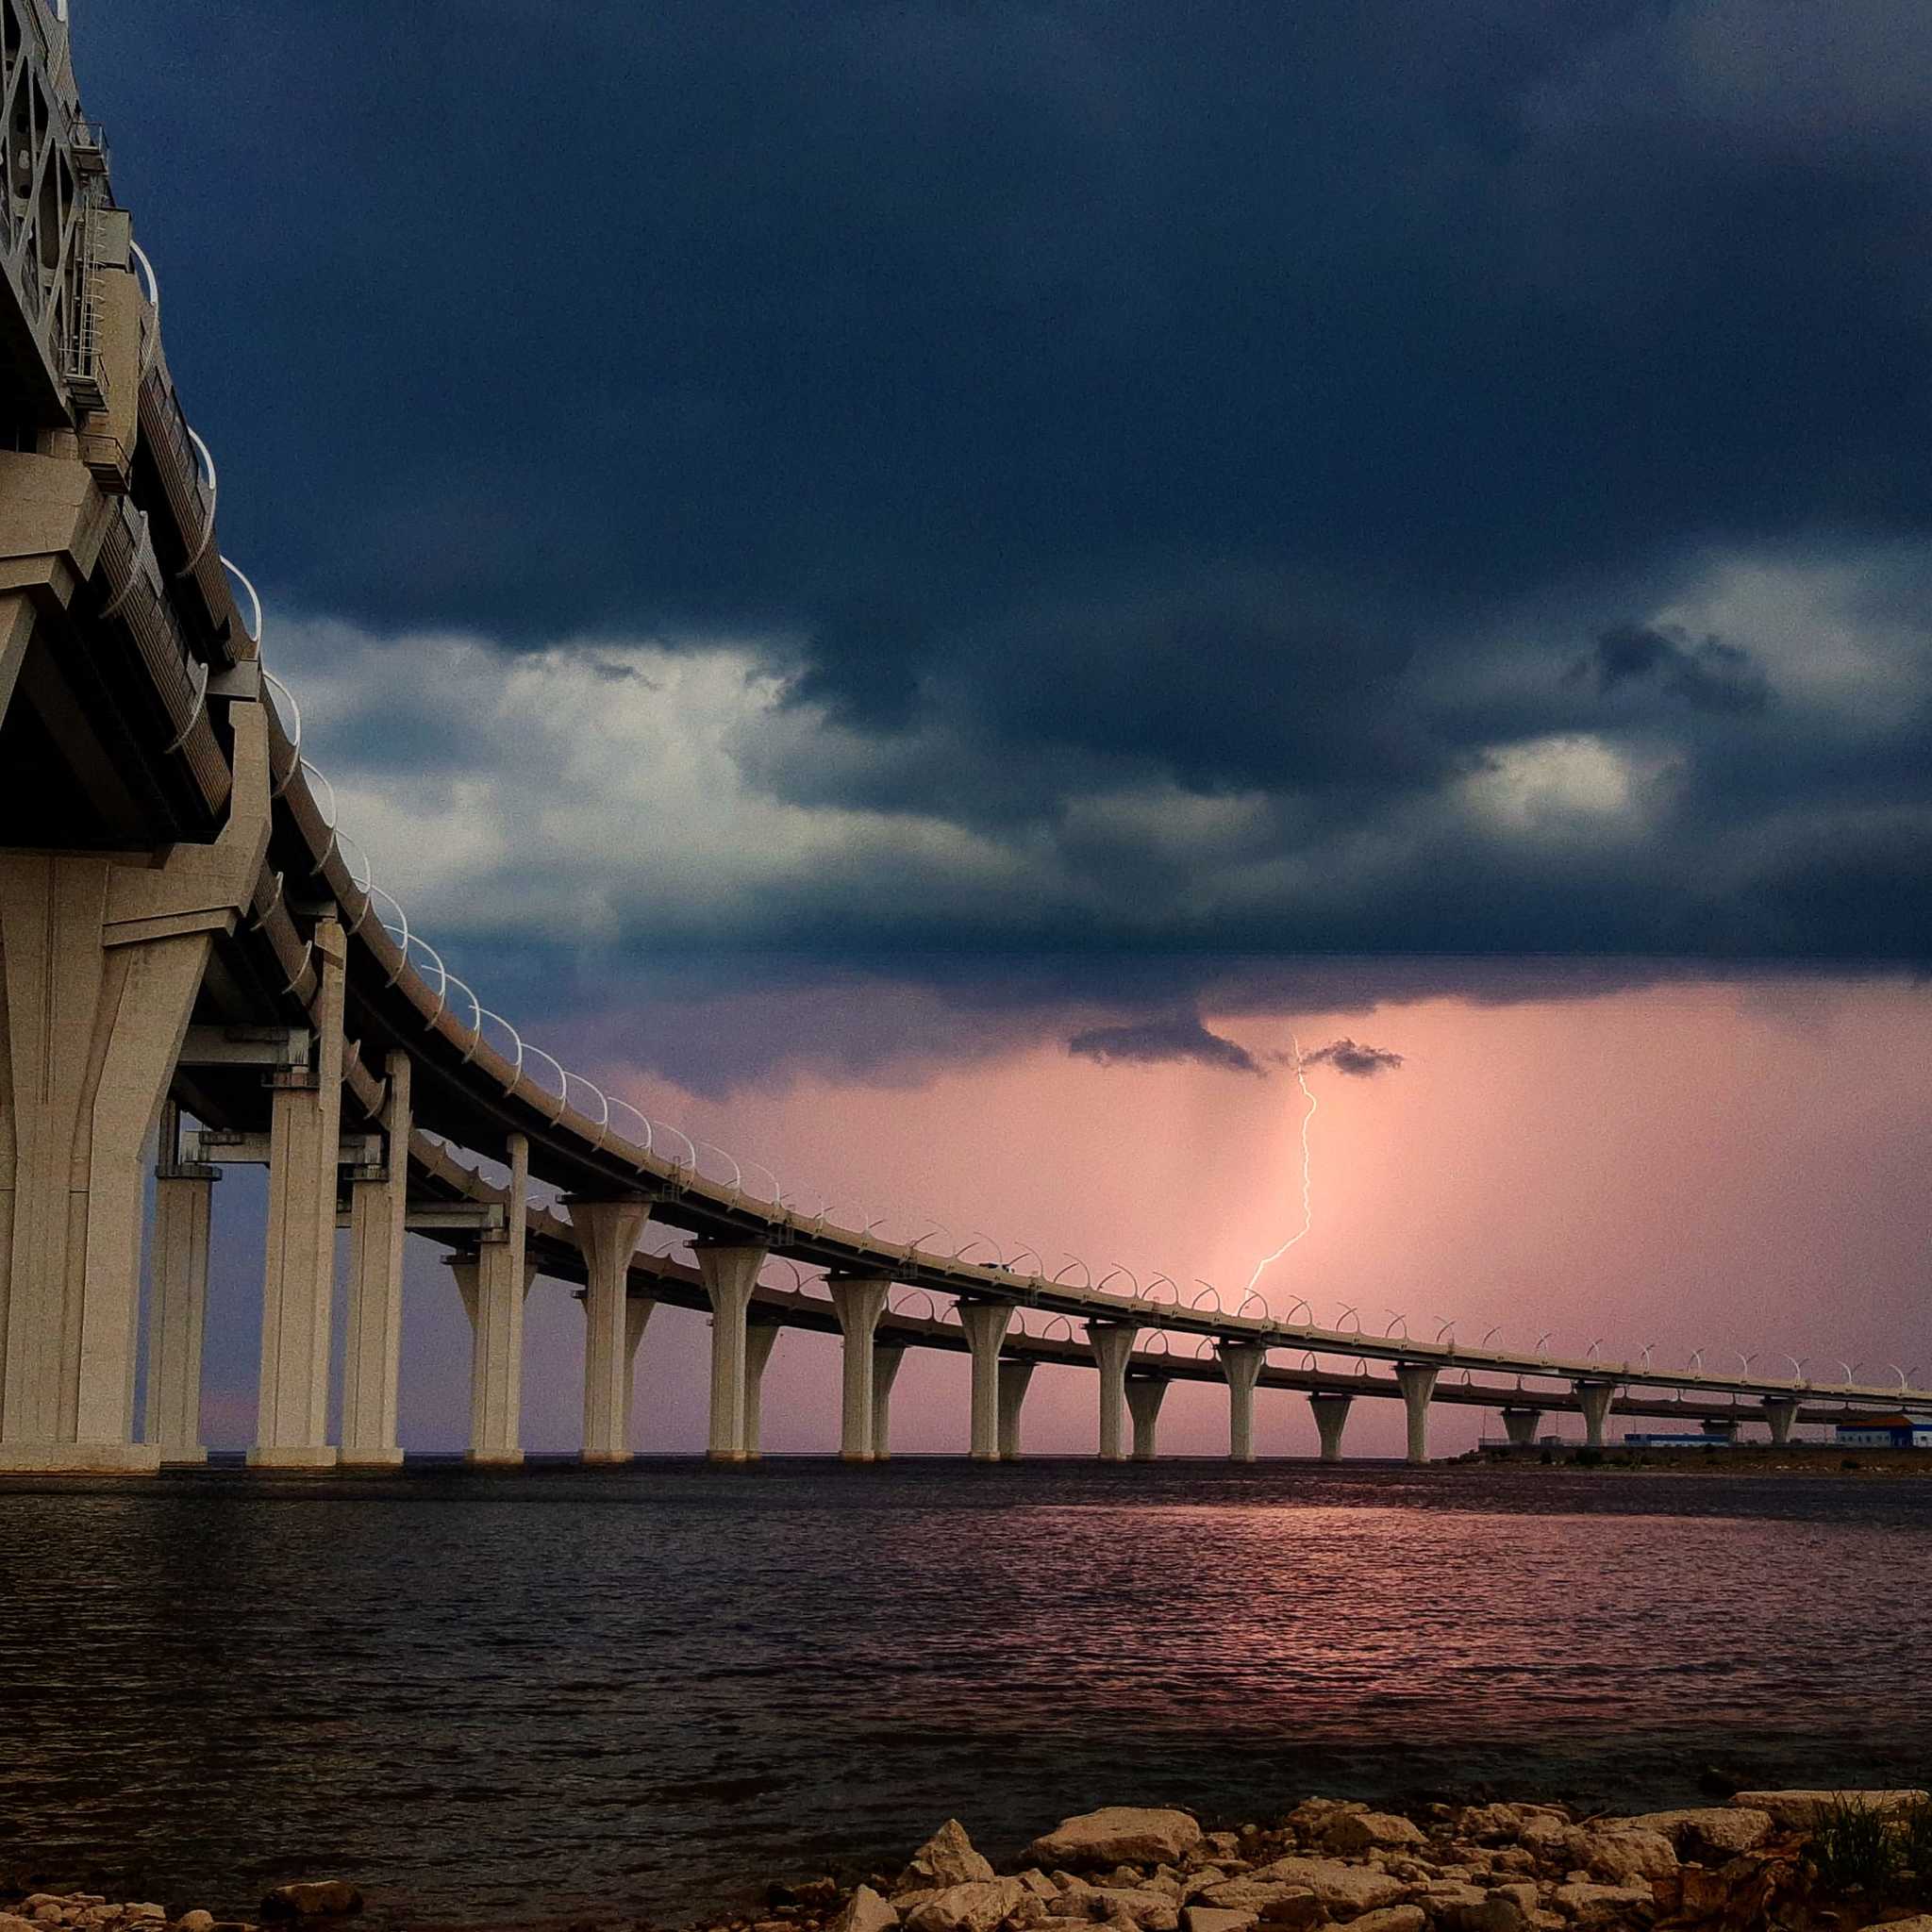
[1549,1883,1652,1927]
[258,1884,362,1921]
[1572,1828,1675,1887]
[1324,1813,1426,1855]
[1613,1807,1773,1860]
[1348,1911,1425,1932]
[1182,1908,1257,1932]
[904,1879,1032,1932]
[176,1915,217,1932]
[1857,1921,1932,1932]
[2,1915,40,1932]
[901,1822,996,1892]
[832,1887,900,1932]
[1243,1857,1406,1913]
[1728,1789,1929,1830]
[1030,1811,1205,1870]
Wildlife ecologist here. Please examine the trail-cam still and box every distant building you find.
[1623,1432,1734,1448]
[1835,1414,1932,1449]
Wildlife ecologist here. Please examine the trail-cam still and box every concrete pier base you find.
[1309,1391,1352,1461]
[996,1357,1035,1460]
[1219,1341,1267,1461]
[1573,1378,1615,1449]
[1126,1375,1168,1461]
[1396,1362,1439,1465]
[695,1242,766,1462]
[958,1301,1011,1461]
[142,1116,214,1467]
[250,918,348,1473]
[1501,1406,1543,1446]
[452,1133,533,1466]
[743,1321,780,1458]
[1088,1321,1139,1462]
[340,1052,411,1469]
[1761,1395,1800,1445]
[572,1195,654,1464]
[871,1343,905,1460]
[827,1274,891,1461]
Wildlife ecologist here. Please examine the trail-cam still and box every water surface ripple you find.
[2,1459,1925,1925]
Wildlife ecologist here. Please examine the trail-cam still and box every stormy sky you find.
[75,5,1932,1451]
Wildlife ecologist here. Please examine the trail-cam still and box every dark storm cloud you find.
[1066,1014,1264,1075]
[77,0,1932,1018]
[1300,1039,1407,1078]
[1572,625,1772,715]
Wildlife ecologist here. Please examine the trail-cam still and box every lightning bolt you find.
[1246,1034,1318,1297]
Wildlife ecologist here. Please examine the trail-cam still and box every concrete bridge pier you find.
[1396,1362,1439,1465]
[1088,1321,1140,1461]
[1573,1378,1615,1450]
[827,1274,891,1461]
[451,1135,534,1465]
[1218,1342,1267,1460]
[251,918,348,1471]
[340,1052,412,1468]
[872,1342,906,1459]
[571,1193,654,1465]
[694,1241,767,1462]
[958,1300,1012,1461]
[141,1104,215,1466]
[996,1357,1035,1459]
[1125,1374,1168,1461]
[1500,1406,1543,1446]
[1761,1395,1800,1445]
[743,1321,781,1458]
[1309,1391,1352,1461]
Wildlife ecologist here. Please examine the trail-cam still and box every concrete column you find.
[694,1242,766,1462]
[827,1274,891,1461]
[340,1050,411,1468]
[1501,1406,1543,1446]
[1396,1362,1439,1465]
[1088,1321,1140,1462]
[141,1108,215,1466]
[1761,1396,1800,1446]
[1219,1341,1267,1461]
[743,1321,780,1458]
[958,1300,1011,1461]
[996,1357,1035,1460]
[571,1195,654,1464]
[1573,1378,1615,1449]
[251,917,347,1470]
[1309,1391,1352,1461]
[872,1342,905,1460]
[1126,1375,1169,1461]
[0,858,241,1473]
[450,1133,532,1466]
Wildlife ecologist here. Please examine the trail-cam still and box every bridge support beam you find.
[1396,1362,1439,1465]
[695,1242,766,1463]
[1760,1395,1800,1446]
[872,1342,905,1460]
[571,1195,654,1465]
[1501,1406,1543,1447]
[0,842,262,1470]
[340,1052,411,1468]
[997,1358,1035,1460]
[827,1274,891,1462]
[141,1107,214,1467]
[450,1134,532,1466]
[743,1321,780,1458]
[958,1301,1011,1461]
[251,917,348,1470]
[1309,1391,1352,1462]
[1573,1379,1615,1450]
[1126,1375,1168,1461]
[1219,1342,1267,1461]
[1088,1321,1140,1462]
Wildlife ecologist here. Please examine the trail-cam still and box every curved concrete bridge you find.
[0,0,1923,1474]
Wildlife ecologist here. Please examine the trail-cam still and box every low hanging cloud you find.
[1298,1038,1407,1077]
[1066,1013,1264,1075]
[1571,623,1773,715]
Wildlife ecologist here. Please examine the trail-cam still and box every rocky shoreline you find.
[8,1791,1932,1932]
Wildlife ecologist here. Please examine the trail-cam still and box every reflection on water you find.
[2,1459,1926,1925]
